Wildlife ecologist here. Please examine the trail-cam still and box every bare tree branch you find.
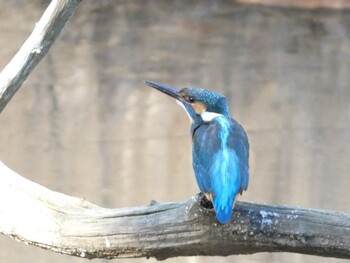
[0,161,349,260]
[0,0,83,113]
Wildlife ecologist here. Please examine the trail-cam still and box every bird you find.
[145,80,249,224]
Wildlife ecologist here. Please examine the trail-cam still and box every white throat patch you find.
[176,100,194,123]
[176,101,223,123]
[201,111,222,122]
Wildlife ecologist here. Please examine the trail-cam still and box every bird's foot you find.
[199,192,214,209]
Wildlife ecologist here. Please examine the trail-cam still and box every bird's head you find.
[145,80,230,124]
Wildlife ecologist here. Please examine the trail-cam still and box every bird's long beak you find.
[144,80,185,103]
[144,80,198,124]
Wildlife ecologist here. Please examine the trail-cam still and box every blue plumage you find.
[145,80,249,224]
[192,116,248,223]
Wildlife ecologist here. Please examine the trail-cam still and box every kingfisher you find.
[145,80,249,224]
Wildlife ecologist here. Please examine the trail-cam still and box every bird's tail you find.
[210,148,241,224]
[213,194,235,224]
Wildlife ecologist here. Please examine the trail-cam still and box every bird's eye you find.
[188,96,195,103]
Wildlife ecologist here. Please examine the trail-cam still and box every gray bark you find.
[0,161,349,260]
[0,0,83,113]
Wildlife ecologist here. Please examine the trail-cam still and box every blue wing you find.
[192,116,249,223]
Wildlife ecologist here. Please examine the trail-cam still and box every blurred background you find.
[0,0,350,262]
